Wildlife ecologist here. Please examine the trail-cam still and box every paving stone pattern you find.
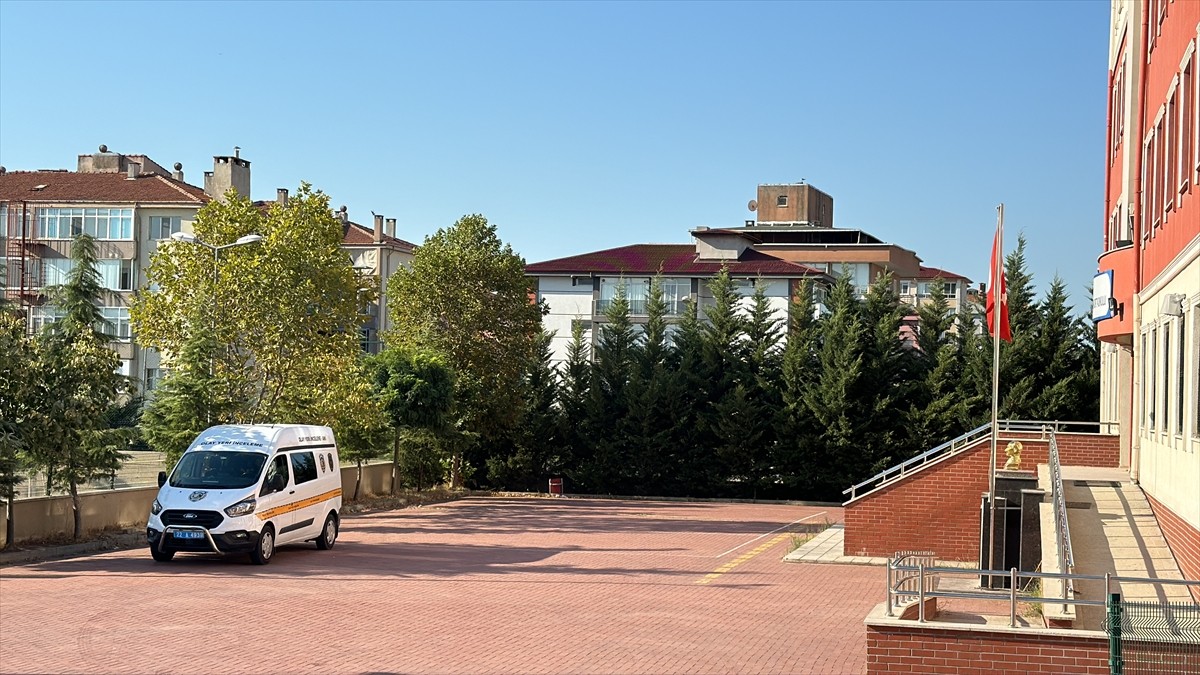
[0,498,879,675]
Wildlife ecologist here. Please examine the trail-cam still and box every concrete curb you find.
[0,531,146,567]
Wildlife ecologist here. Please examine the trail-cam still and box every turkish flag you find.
[985,227,1012,342]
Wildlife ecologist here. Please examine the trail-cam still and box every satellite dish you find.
[748,199,758,212]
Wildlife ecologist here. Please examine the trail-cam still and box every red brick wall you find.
[1144,492,1200,602]
[843,433,1120,561]
[866,624,1109,674]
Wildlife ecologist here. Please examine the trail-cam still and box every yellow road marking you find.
[696,533,791,584]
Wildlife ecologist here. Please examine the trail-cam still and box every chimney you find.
[277,188,289,205]
[203,149,251,201]
[172,163,184,182]
[126,162,141,180]
[385,218,396,239]
[338,206,348,223]
[373,214,384,243]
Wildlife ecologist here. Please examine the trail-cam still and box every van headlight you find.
[151,499,163,515]
[224,497,257,517]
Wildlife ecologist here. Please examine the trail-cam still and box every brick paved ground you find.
[0,497,879,675]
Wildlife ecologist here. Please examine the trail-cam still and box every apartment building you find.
[1,145,416,389]
[1098,0,1200,583]
[527,183,969,362]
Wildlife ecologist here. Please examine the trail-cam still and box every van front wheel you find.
[250,526,275,565]
[316,513,338,550]
[150,546,174,562]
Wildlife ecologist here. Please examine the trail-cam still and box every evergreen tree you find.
[0,306,33,548]
[583,282,637,493]
[777,281,823,496]
[558,321,592,491]
[714,281,782,498]
[141,331,236,469]
[860,273,919,465]
[27,234,130,539]
[801,273,873,499]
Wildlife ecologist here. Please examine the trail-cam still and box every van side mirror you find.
[158,471,167,488]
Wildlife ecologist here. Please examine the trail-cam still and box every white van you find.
[147,424,342,565]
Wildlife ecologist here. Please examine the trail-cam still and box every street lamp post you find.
[169,232,263,395]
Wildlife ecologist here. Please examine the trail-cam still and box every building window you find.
[145,368,168,393]
[900,281,913,296]
[1193,305,1199,439]
[1178,318,1186,437]
[1163,322,1172,435]
[1147,328,1157,432]
[97,259,135,291]
[776,195,788,208]
[29,306,66,333]
[99,307,131,340]
[37,208,133,240]
[150,216,181,240]
[1181,51,1195,196]
[659,278,690,315]
[599,278,648,316]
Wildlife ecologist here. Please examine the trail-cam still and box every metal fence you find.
[1107,595,1200,675]
[16,451,167,498]
[886,559,1200,631]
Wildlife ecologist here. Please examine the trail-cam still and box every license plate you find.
[173,530,204,539]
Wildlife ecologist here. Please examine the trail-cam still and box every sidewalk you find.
[1054,465,1194,630]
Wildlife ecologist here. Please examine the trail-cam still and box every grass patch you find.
[788,517,834,553]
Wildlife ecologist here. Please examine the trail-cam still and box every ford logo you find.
[184,513,197,519]
[188,490,207,502]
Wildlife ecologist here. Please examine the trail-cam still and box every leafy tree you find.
[140,332,235,469]
[133,184,368,429]
[0,307,34,548]
[367,347,455,492]
[328,360,392,500]
[487,331,562,491]
[26,235,130,539]
[386,214,546,487]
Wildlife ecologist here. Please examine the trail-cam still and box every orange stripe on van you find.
[255,488,342,521]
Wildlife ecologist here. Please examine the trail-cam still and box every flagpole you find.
[988,203,1004,586]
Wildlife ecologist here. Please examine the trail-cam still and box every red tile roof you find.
[526,244,828,278]
[250,201,418,252]
[341,220,417,252]
[0,170,209,204]
[916,265,969,281]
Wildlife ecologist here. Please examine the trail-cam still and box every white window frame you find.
[149,216,181,240]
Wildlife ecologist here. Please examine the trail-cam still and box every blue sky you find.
[0,0,1108,307]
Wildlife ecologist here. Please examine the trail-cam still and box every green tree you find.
[0,307,34,548]
[777,282,823,496]
[140,332,235,469]
[801,273,873,499]
[26,235,131,539]
[386,214,545,487]
[487,331,562,491]
[366,347,455,493]
[133,184,368,430]
[558,321,592,490]
[714,281,781,498]
[582,282,638,493]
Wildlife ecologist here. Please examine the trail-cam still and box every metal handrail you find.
[1048,429,1076,609]
[843,419,1120,502]
[844,423,991,501]
[886,560,1200,628]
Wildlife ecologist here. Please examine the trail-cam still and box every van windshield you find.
[170,451,267,490]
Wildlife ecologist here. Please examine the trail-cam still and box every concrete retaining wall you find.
[0,462,396,548]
